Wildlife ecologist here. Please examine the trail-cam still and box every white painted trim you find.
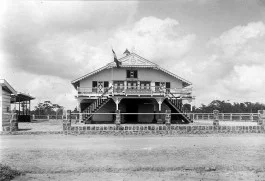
[0,79,16,95]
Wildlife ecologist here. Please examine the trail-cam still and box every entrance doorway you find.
[125,99,138,123]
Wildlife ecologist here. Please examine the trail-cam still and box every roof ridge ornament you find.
[123,49,130,56]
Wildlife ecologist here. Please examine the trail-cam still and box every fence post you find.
[63,110,71,131]
[213,110,219,126]
[79,112,82,123]
[239,114,242,121]
[47,115,49,120]
[250,114,253,121]
[10,111,18,132]
[115,110,121,126]
[222,113,224,121]
[230,114,232,121]
[32,114,35,120]
[258,110,265,126]
[165,110,171,126]
[208,114,210,120]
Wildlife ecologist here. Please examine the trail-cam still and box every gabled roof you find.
[71,53,192,87]
[0,79,17,94]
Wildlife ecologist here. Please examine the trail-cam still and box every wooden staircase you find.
[164,92,192,124]
[82,86,112,124]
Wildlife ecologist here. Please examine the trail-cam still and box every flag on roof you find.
[112,49,122,68]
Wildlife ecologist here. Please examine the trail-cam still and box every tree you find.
[33,101,64,115]
[192,100,265,113]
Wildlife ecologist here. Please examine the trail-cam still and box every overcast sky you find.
[1,0,265,109]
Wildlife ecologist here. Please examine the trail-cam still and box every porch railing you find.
[77,86,192,96]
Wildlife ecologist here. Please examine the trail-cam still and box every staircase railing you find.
[167,92,183,112]
[164,89,192,122]
[82,86,113,122]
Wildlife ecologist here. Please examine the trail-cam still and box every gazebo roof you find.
[11,92,35,103]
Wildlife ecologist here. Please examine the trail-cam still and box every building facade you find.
[71,50,193,124]
[0,79,17,131]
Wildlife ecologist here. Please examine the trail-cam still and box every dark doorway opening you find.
[124,99,138,123]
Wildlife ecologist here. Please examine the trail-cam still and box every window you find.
[92,81,97,92]
[92,81,109,93]
[104,81,109,88]
[140,81,151,89]
[126,70,138,78]
[92,81,97,88]
[155,82,170,92]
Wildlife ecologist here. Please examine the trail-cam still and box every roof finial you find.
[123,48,130,56]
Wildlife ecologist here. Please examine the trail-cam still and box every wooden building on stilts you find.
[71,49,194,124]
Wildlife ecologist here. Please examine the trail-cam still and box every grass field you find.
[1,134,265,180]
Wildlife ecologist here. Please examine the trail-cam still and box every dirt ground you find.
[1,134,265,180]
[18,119,63,132]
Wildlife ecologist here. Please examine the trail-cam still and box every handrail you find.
[78,86,191,95]
[81,86,113,123]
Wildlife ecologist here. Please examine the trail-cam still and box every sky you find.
[1,0,265,109]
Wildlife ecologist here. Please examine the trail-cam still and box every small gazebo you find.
[11,92,35,122]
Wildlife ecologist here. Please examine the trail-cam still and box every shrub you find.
[0,164,23,181]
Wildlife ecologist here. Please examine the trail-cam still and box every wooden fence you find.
[31,113,259,122]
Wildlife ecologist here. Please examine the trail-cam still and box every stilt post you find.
[115,110,121,126]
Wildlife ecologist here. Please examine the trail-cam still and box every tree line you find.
[190,100,265,113]
[31,100,265,115]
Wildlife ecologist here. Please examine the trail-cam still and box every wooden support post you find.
[112,97,122,111]
[115,110,121,125]
[157,99,163,124]
[222,113,224,121]
[18,99,20,116]
[230,114,232,121]
[239,114,242,121]
[77,99,82,123]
